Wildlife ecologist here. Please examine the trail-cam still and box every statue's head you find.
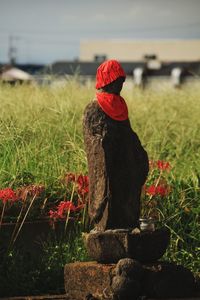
[96,60,126,95]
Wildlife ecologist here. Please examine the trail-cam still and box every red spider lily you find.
[77,175,89,196]
[16,184,45,201]
[146,184,170,197]
[156,160,171,171]
[50,201,76,219]
[146,185,157,196]
[49,210,59,219]
[0,188,18,204]
[156,185,171,196]
[49,199,85,220]
[57,201,76,217]
[149,160,171,171]
[62,173,89,196]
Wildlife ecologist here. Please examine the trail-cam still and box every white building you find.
[80,39,200,62]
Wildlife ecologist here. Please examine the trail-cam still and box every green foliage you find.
[0,81,91,186]
[0,234,88,297]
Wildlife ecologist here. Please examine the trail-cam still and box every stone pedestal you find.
[83,228,170,263]
[142,261,196,298]
[64,261,115,300]
[64,226,198,299]
[64,260,197,300]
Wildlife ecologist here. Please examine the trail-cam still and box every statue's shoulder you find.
[84,99,100,114]
[83,100,107,136]
[83,100,106,123]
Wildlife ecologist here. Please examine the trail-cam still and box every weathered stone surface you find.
[111,275,141,300]
[84,231,128,263]
[111,258,142,300]
[64,261,115,300]
[64,260,198,300]
[142,261,196,298]
[1,296,200,300]
[84,227,170,263]
[0,296,68,300]
[83,100,149,231]
[128,227,171,263]
[115,258,143,279]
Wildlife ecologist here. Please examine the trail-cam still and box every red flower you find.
[77,175,89,195]
[156,185,170,196]
[57,201,76,218]
[156,160,171,171]
[149,160,171,171]
[49,201,76,220]
[16,185,45,201]
[146,185,157,196]
[49,210,59,219]
[146,184,170,197]
[49,199,85,220]
[0,188,18,203]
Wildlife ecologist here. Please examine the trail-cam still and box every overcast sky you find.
[0,0,200,64]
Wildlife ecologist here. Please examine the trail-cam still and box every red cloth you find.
[96,59,126,89]
[96,92,128,121]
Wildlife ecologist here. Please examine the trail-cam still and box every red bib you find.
[96,92,128,121]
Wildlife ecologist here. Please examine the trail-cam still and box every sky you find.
[0,0,200,64]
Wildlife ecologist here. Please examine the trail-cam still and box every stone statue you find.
[83,60,149,231]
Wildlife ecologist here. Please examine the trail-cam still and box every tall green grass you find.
[0,79,200,272]
[0,80,92,186]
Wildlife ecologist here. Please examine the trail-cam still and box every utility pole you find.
[8,35,18,65]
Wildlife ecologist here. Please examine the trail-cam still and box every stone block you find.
[84,231,128,263]
[64,261,115,300]
[84,227,170,263]
[64,260,198,300]
[142,261,196,298]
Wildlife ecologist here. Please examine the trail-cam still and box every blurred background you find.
[0,0,200,87]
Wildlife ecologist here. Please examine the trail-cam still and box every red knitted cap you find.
[95,59,126,89]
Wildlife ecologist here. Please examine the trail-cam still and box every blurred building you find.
[1,39,199,88]
[0,66,33,84]
[80,39,200,62]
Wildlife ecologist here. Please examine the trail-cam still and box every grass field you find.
[0,79,200,274]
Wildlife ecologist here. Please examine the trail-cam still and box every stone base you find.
[142,262,197,299]
[64,260,198,300]
[0,296,68,300]
[83,227,170,263]
[64,261,115,300]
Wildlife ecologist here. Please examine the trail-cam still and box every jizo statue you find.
[83,60,149,231]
